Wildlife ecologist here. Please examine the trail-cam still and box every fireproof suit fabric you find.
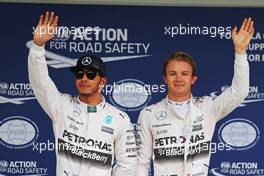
[28,43,137,176]
[136,53,249,176]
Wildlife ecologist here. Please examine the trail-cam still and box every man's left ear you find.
[192,76,197,85]
[98,77,107,92]
[100,77,107,87]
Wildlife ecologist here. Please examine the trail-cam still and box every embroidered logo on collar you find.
[155,111,167,121]
[105,115,113,124]
[87,106,97,113]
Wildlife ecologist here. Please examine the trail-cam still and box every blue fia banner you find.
[0,3,263,176]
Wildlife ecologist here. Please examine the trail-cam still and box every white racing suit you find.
[28,43,137,176]
[137,53,249,176]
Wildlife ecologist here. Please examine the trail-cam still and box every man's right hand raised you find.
[33,11,58,46]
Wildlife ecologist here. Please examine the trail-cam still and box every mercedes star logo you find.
[82,57,92,65]
[155,111,167,120]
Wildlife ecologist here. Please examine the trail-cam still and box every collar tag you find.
[87,106,97,113]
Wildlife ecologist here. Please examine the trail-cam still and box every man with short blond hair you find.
[137,18,254,176]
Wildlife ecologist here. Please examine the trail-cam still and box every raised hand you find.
[33,11,58,46]
[232,18,254,54]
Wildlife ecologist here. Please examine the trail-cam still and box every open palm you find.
[33,11,58,46]
[232,18,254,54]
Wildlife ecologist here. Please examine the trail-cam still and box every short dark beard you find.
[79,77,102,97]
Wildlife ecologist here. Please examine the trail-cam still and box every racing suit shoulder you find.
[141,98,166,114]
[192,95,214,107]
[65,94,80,104]
[105,102,131,122]
[142,104,155,113]
[192,95,220,120]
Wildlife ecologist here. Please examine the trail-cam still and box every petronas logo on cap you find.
[82,57,92,65]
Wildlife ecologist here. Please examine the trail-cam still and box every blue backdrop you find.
[0,3,263,176]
